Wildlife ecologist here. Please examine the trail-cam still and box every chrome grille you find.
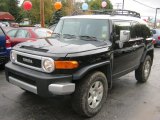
[17,54,41,68]
[11,50,55,73]
[12,50,43,72]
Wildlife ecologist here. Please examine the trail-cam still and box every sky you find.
[111,0,160,19]
[18,0,24,7]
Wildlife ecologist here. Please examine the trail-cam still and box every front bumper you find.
[5,62,75,97]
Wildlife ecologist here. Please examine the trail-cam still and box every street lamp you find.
[154,8,160,28]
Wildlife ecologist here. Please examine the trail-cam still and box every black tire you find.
[135,56,152,83]
[72,71,108,117]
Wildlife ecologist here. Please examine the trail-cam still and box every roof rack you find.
[72,9,141,18]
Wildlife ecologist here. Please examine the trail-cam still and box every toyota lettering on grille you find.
[22,58,33,64]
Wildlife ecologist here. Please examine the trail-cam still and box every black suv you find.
[5,10,154,117]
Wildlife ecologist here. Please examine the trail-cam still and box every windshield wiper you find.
[62,34,76,39]
[79,35,97,41]
[52,33,60,38]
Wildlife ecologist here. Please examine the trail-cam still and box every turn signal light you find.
[55,61,79,69]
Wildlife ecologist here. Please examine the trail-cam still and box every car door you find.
[112,20,143,79]
[129,21,145,68]
[0,27,6,53]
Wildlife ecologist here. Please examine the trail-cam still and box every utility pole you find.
[154,8,160,28]
[122,0,124,10]
[40,0,45,27]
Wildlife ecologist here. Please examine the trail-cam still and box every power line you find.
[132,0,155,9]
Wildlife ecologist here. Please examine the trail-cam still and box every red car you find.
[5,27,53,47]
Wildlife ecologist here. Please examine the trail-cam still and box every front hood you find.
[14,38,110,56]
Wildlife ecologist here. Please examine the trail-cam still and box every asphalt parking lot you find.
[0,48,160,120]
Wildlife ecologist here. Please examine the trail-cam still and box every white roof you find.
[61,15,147,24]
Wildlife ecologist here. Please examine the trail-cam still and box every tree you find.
[8,0,22,22]
[62,0,76,16]
[0,0,22,22]
[89,0,113,10]
[44,0,55,25]
[50,0,76,25]
[50,10,63,25]
[0,0,9,12]
[28,0,53,25]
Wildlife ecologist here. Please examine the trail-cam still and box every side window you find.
[113,21,131,40]
[131,22,151,38]
[143,26,152,38]
[130,21,140,39]
[0,28,5,36]
[7,29,17,38]
[16,29,29,38]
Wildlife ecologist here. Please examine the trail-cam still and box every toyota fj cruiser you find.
[5,10,154,117]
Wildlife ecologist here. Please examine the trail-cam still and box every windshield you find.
[53,19,110,41]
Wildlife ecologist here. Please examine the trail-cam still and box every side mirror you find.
[120,30,130,43]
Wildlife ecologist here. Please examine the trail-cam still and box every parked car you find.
[151,29,160,47]
[6,27,53,47]
[5,10,154,117]
[0,26,11,67]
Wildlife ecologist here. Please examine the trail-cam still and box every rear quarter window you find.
[130,24,151,38]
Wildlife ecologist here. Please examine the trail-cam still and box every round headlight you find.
[10,51,17,62]
[42,59,54,73]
